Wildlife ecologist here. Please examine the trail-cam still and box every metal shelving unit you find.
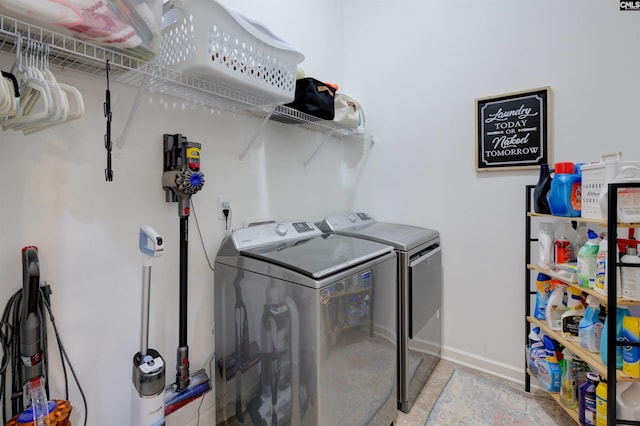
[525,183,640,425]
[0,12,373,157]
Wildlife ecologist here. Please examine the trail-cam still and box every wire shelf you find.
[0,13,371,140]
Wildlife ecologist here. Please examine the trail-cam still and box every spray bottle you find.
[579,295,604,353]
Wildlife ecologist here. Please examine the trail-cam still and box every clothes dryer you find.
[318,213,441,414]
[214,221,397,425]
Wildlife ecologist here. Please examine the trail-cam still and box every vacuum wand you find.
[162,134,205,393]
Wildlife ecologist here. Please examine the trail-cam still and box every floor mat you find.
[425,368,576,425]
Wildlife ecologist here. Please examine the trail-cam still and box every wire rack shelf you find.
[0,13,372,141]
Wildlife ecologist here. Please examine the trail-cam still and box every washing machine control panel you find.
[233,221,323,250]
[319,212,376,231]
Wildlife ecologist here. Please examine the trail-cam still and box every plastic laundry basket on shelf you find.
[581,152,640,222]
[158,0,305,104]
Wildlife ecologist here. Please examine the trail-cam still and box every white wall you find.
[1,0,640,424]
[343,0,640,378]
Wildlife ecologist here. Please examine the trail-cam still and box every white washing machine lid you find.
[318,213,439,251]
[242,233,393,279]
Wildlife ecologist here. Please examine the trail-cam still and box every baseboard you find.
[440,345,525,386]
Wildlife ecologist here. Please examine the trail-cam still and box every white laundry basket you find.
[158,0,304,104]
[581,152,640,221]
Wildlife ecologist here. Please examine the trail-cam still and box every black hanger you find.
[1,71,20,98]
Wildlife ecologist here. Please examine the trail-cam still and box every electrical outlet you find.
[217,196,230,220]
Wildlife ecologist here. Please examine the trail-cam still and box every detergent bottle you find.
[538,222,555,269]
[533,163,553,214]
[545,281,567,331]
[547,161,581,217]
[577,230,600,289]
[579,295,603,353]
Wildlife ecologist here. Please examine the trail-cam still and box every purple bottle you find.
[578,372,599,426]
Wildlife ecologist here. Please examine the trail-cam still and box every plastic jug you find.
[578,372,599,426]
[534,163,553,214]
[577,230,600,289]
[596,379,607,426]
[618,382,640,422]
[548,161,581,217]
[622,316,640,378]
[601,307,631,369]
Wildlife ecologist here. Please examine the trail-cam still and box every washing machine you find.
[318,213,441,414]
[214,221,398,426]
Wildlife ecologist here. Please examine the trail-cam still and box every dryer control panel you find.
[232,221,322,250]
[317,212,376,231]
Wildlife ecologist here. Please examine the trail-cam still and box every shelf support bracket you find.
[304,130,336,167]
[114,73,150,156]
[239,107,274,161]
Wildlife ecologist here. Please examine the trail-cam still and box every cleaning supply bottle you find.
[579,295,603,352]
[545,281,567,331]
[538,222,555,269]
[578,372,599,426]
[577,230,601,289]
[621,247,640,301]
[595,379,607,426]
[562,286,585,341]
[617,381,640,422]
[560,348,578,409]
[574,223,589,261]
[622,315,640,378]
[528,326,545,376]
[547,161,581,217]
[595,233,608,295]
[533,163,553,214]
[537,335,561,392]
[534,273,552,320]
[555,223,574,264]
[600,307,631,369]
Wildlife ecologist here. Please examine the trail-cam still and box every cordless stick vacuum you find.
[19,246,55,424]
[132,225,166,426]
[161,134,210,414]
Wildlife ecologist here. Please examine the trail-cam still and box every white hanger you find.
[1,36,84,134]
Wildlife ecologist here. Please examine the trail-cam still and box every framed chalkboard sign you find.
[475,87,550,171]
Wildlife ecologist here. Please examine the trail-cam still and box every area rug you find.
[425,369,574,425]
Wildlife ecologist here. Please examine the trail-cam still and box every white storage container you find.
[0,0,162,60]
[158,0,304,104]
[581,152,640,222]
